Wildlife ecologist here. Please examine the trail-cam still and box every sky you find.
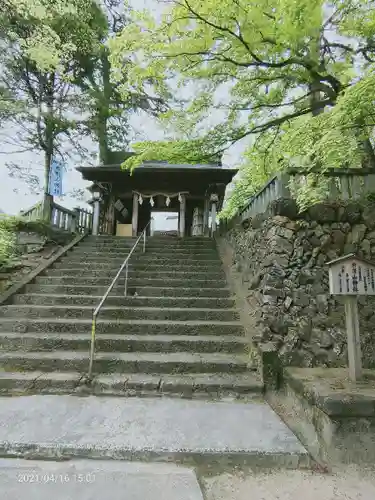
[0,1,358,216]
[0,0,247,215]
[0,111,245,215]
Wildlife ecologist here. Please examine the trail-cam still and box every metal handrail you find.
[87,221,151,379]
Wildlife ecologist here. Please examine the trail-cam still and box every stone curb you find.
[0,443,311,469]
[284,368,375,418]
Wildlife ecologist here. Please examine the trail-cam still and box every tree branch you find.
[182,0,301,69]
[217,90,331,112]
[250,100,332,134]
[166,0,342,94]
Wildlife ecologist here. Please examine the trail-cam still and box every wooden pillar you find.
[211,201,217,235]
[344,296,363,381]
[106,195,115,235]
[203,198,209,236]
[179,194,186,238]
[132,192,139,236]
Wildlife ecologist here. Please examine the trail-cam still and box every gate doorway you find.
[151,211,179,236]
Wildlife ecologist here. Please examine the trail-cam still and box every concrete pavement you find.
[0,395,308,467]
[202,466,375,500]
[0,459,203,500]
[1,459,375,499]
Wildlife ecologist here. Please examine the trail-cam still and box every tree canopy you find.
[0,0,170,202]
[0,0,107,71]
[73,0,167,165]
[110,0,375,215]
[0,0,108,200]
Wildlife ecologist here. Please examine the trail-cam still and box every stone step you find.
[0,371,262,398]
[13,294,235,309]
[0,332,247,353]
[81,238,215,247]
[88,235,209,239]
[34,276,227,288]
[0,394,310,468]
[72,243,217,254]
[68,248,220,262]
[24,284,231,298]
[0,351,249,374]
[74,240,217,249]
[138,256,220,263]
[0,305,240,322]
[54,260,221,271]
[76,244,217,252]
[44,268,225,279]
[0,318,243,336]
[62,257,221,267]
[84,236,214,242]
[83,236,213,242]
[72,247,218,256]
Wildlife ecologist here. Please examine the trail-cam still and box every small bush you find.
[0,215,17,268]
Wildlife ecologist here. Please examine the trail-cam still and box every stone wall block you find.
[338,202,363,224]
[268,198,299,219]
[362,203,375,229]
[222,199,375,368]
[348,224,367,245]
[331,230,346,250]
[307,203,337,223]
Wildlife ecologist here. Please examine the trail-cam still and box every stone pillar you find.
[92,200,100,236]
[132,192,139,237]
[179,194,186,238]
[71,207,81,233]
[210,194,218,236]
[203,198,210,236]
[42,193,53,223]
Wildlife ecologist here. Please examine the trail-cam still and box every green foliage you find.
[0,214,74,268]
[111,0,375,216]
[220,131,282,219]
[0,0,108,192]
[0,0,107,72]
[122,140,220,170]
[0,216,17,267]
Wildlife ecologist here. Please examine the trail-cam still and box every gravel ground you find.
[202,465,375,500]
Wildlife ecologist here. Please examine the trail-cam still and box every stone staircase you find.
[0,235,262,397]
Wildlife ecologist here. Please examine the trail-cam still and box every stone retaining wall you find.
[0,224,74,294]
[219,199,375,368]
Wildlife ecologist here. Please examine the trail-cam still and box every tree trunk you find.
[97,109,109,165]
[360,138,375,169]
[42,73,56,222]
[310,79,324,117]
[97,48,112,165]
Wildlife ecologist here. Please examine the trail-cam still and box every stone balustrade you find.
[239,168,375,222]
[21,200,92,233]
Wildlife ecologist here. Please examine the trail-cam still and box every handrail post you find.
[88,314,96,380]
[124,261,129,297]
[143,229,146,253]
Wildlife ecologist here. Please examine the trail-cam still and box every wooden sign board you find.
[326,254,375,382]
[327,254,375,296]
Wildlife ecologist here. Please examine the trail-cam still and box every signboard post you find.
[327,254,375,382]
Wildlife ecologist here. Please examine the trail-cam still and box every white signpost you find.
[327,254,375,382]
